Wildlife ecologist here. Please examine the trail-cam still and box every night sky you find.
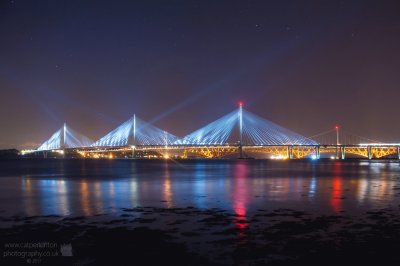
[1,0,400,149]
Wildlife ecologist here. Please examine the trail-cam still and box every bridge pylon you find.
[340,146,345,160]
[238,102,243,158]
[62,122,67,158]
[287,146,293,159]
[132,114,136,158]
[367,146,372,159]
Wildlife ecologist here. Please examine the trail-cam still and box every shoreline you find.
[2,206,400,265]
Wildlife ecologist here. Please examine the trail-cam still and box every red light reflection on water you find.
[330,163,342,213]
[232,162,250,243]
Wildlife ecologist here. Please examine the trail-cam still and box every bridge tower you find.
[238,102,243,158]
[316,146,320,159]
[287,146,293,159]
[164,130,169,159]
[367,146,373,160]
[61,122,66,158]
[335,125,340,159]
[131,114,136,158]
[335,126,340,145]
[340,146,346,160]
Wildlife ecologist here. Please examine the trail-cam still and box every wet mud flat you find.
[2,207,400,266]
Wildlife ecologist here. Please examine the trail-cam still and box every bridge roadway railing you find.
[64,144,400,159]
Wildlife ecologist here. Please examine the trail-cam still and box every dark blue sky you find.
[1,0,400,148]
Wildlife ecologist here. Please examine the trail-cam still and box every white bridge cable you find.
[92,119,133,147]
[308,129,336,139]
[241,110,317,145]
[179,108,317,146]
[340,129,383,144]
[37,129,62,151]
[65,126,93,148]
[178,110,238,145]
[309,128,383,145]
[37,124,93,151]
[92,116,179,147]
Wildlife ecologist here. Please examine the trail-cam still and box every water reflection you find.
[357,178,369,204]
[232,162,250,243]
[309,176,317,199]
[330,163,342,213]
[162,162,173,208]
[28,179,72,216]
[80,181,91,216]
[130,179,139,208]
[57,180,69,216]
[193,163,206,209]
[21,176,39,216]
[10,160,400,217]
[94,182,104,213]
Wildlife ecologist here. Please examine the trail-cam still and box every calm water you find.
[1,159,400,218]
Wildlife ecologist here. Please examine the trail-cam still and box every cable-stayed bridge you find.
[92,115,179,147]
[36,123,92,151]
[28,105,400,160]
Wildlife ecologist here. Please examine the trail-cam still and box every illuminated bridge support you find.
[238,103,244,158]
[316,146,320,159]
[398,146,400,160]
[368,146,372,160]
[340,146,345,160]
[287,146,293,159]
[372,146,399,159]
[72,145,400,160]
[183,146,238,159]
[291,146,315,159]
[131,145,135,158]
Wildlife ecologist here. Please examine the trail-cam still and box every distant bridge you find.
[25,104,400,160]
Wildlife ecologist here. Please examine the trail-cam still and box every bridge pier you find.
[340,146,346,160]
[238,103,244,158]
[131,146,136,158]
[316,146,320,159]
[238,145,243,158]
[397,146,400,160]
[287,146,293,159]
[367,146,373,160]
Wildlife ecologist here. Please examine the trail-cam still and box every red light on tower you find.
[239,101,243,107]
[335,125,339,129]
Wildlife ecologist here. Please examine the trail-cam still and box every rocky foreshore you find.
[2,207,400,265]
